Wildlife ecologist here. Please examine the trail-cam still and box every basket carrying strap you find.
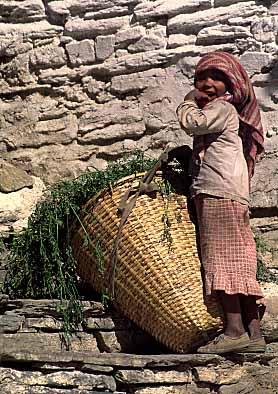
[109,147,171,298]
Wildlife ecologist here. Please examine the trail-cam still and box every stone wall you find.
[0,0,278,238]
[1,0,278,183]
[0,294,278,394]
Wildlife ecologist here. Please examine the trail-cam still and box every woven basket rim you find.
[114,170,162,185]
[88,170,163,203]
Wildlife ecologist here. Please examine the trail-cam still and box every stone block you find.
[270,1,278,15]
[0,37,33,57]
[196,25,251,45]
[236,37,263,53]
[134,0,211,22]
[0,368,116,391]
[214,0,250,6]
[66,39,96,66]
[115,369,192,384]
[48,0,141,18]
[0,384,113,394]
[262,112,278,138]
[86,316,117,330]
[0,161,33,193]
[95,331,122,352]
[85,5,130,20]
[239,51,273,76]
[261,295,278,342]
[0,20,63,40]
[0,176,45,233]
[13,114,78,148]
[96,139,138,160]
[0,314,24,333]
[115,26,146,47]
[128,33,166,53]
[65,16,129,39]
[251,16,278,44]
[29,44,67,69]
[38,65,90,85]
[134,385,210,394]
[95,35,115,61]
[168,2,266,35]
[168,34,196,49]
[46,1,70,24]
[0,0,45,23]
[78,100,144,134]
[251,154,278,210]
[254,86,278,111]
[193,367,217,384]
[0,332,99,353]
[79,121,145,144]
[218,381,254,394]
[2,299,104,319]
[110,68,167,94]
[24,317,63,332]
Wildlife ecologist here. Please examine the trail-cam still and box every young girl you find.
[176,51,265,354]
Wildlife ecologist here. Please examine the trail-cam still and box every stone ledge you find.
[1,350,277,368]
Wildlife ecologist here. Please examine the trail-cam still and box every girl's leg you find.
[239,295,263,340]
[218,291,246,337]
[197,291,250,353]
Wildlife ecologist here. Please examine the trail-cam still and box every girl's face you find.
[194,69,230,102]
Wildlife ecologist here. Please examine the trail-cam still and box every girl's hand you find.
[184,89,209,102]
[184,89,210,108]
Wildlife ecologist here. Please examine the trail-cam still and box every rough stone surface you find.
[0,176,45,233]
[0,0,45,23]
[66,39,96,66]
[134,0,211,22]
[0,161,33,193]
[239,51,274,76]
[196,25,251,46]
[65,16,130,39]
[168,2,266,35]
[29,44,67,69]
[95,35,115,60]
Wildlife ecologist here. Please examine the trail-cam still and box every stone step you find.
[0,296,278,393]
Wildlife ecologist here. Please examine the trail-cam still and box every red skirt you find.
[194,195,263,297]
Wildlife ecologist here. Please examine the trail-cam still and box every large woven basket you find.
[71,171,224,353]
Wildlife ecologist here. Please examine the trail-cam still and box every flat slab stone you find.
[0,351,223,367]
[1,299,104,317]
[0,332,99,353]
[2,350,277,368]
[0,161,33,193]
[0,367,116,391]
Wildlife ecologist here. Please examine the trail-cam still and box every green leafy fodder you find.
[4,151,156,342]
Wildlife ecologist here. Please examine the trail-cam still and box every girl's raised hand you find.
[184,89,210,108]
[184,89,209,102]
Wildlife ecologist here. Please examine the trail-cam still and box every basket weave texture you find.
[71,172,224,353]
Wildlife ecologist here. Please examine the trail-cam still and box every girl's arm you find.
[176,91,232,136]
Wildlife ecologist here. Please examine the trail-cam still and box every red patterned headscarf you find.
[195,51,264,179]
